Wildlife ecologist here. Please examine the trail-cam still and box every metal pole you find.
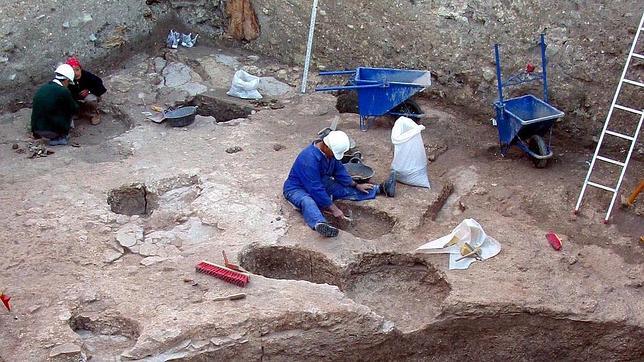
[494,44,504,104]
[540,33,549,103]
[301,0,319,93]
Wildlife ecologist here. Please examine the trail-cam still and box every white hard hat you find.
[323,130,350,160]
[54,63,75,84]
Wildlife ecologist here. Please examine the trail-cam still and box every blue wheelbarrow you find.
[315,67,431,131]
[493,34,565,168]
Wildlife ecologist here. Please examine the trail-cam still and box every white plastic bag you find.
[227,70,263,99]
[391,116,430,188]
[415,218,502,270]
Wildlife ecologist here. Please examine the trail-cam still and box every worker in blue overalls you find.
[283,130,396,237]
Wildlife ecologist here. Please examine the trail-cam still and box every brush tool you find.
[457,242,482,262]
[442,235,460,248]
[196,261,249,287]
[222,251,243,271]
[545,231,562,251]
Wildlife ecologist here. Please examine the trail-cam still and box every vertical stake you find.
[301,0,320,94]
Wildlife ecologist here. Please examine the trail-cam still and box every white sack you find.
[391,116,430,188]
[227,70,263,99]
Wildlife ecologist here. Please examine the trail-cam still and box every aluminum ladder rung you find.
[596,155,626,166]
[587,181,616,193]
[605,130,635,141]
[614,104,643,115]
[622,78,644,88]
[575,12,644,222]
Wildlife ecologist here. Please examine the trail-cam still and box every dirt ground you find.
[0,44,642,361]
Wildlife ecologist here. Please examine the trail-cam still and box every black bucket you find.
[165,106,197,127]
[344,157,374,183]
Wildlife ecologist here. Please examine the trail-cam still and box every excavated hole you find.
[343,253,450,332]
[239,246,449,332]
[326,203,396,240]
[188,93,254,122]
[239,245,342,285]
[69,105,133,145]
[69,311,140,360]
[107,183,158,216]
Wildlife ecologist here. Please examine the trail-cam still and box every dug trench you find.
[239,247,450,333]
[239,245,643,360]
[68,310,141,360]
[325,202,397,240]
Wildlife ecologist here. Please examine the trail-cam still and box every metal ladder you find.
[574,12,644,223]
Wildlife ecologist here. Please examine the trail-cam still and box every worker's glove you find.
[355,183,374,194]
[79,89,90,98]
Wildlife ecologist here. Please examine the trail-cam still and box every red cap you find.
[66,57,81,68]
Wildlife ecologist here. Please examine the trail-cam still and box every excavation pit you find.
[188,91,254,122]
[239,245,341,285]
[328,204,396,240]
[69,312,140,360]
[107,183,157,216]
[69,106,133,146]
[240,246,449,332]
[343,253,450,332]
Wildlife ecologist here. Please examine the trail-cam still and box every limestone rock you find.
[163,62,196,88]
[49,343,84,361]
[257,77,294,97]
[140,256,166,266]
[138,242,160,257]
[116,223,144,248]
[226,0,260,41]
[103,248,125,263]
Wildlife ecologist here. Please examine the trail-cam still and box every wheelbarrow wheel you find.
[392,99,422,123]
[528,135,549,169]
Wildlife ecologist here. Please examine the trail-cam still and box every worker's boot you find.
[315,222,339,237]
[378,170,397,197]
[48,135,69,146]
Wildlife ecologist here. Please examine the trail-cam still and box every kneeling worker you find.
[283,130,397,237]
[31,64,78,146]
[67,56,106,125]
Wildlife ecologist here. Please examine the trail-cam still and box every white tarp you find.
[415,218,502,270]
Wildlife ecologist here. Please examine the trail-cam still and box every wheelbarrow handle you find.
[315,84,385,92]
[319,70,356,76]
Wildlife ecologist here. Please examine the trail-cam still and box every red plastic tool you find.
[0,293,11,311]
[196,261,249,287]
[546,231,562,251]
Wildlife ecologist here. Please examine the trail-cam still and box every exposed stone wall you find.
[1,0,641,143]
[0,0,225,110]
[244,0,641,143]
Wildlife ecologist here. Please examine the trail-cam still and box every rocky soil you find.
[0,42,642,361]
[0,0,643,360]
[1,0,643,146]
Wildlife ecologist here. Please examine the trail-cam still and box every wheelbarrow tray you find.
[355,67,431,116]
[501,94,564,126]
[495,94,564,146]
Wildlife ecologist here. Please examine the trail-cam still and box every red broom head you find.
[196,261,249,287]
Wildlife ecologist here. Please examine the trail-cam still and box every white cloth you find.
[415,219,501,270]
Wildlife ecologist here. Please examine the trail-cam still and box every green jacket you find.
[31,81,79,135]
